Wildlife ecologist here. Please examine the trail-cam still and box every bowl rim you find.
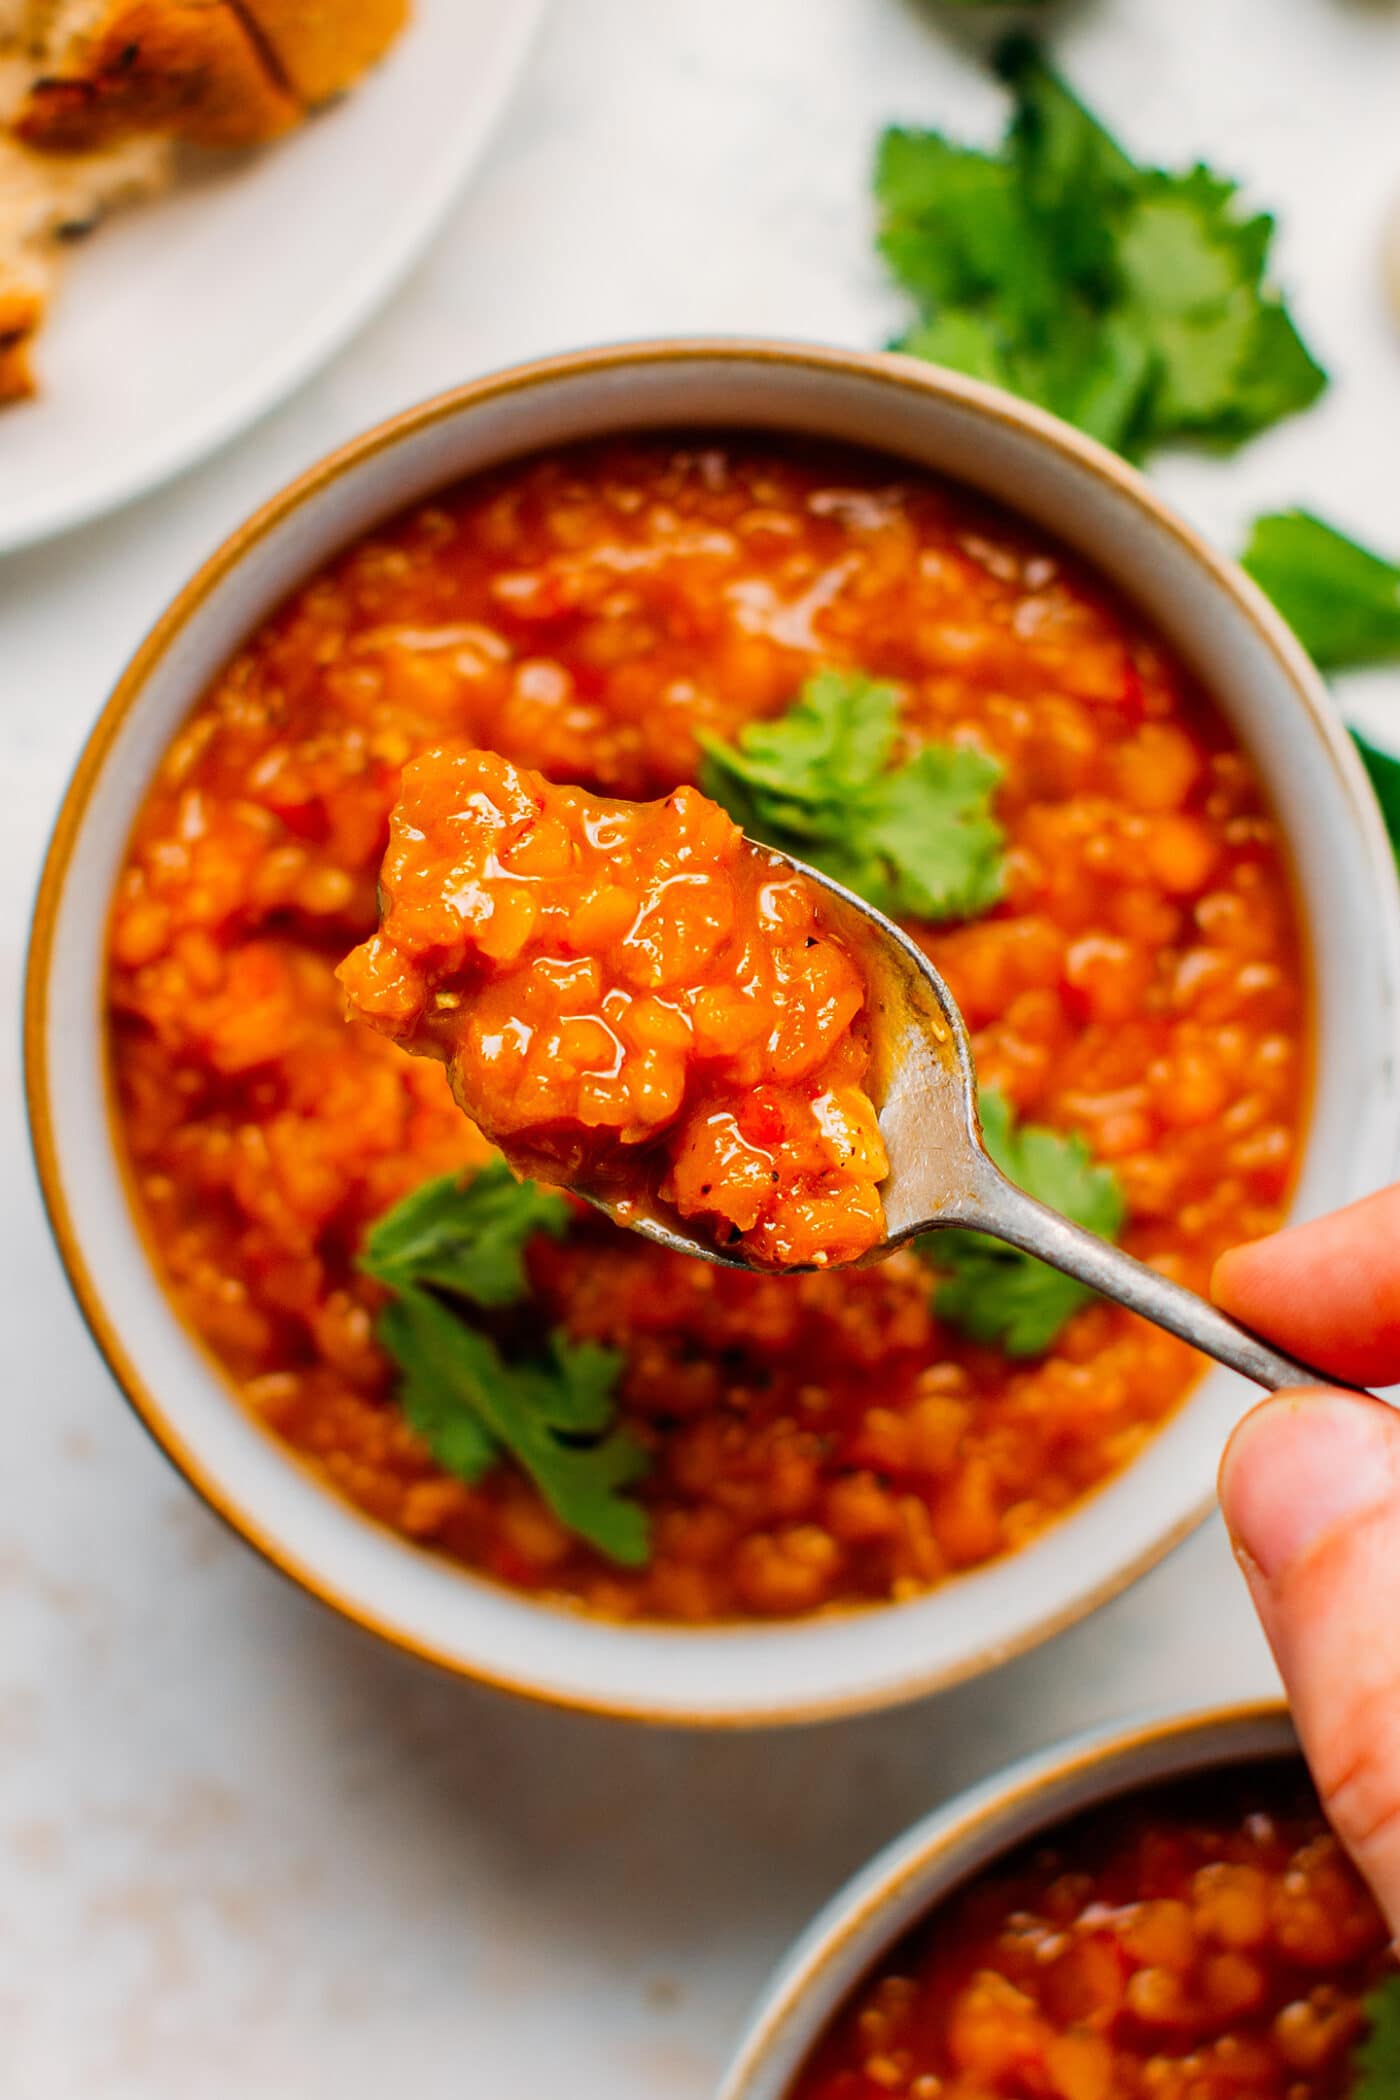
[718,1697,1300,2098]
[23,335,1400,1725]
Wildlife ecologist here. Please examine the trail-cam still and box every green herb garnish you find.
[876,39,1326,460]
[363,1162,651,1566]
[1243,511,1400,673]
[365,1165,571,1307]
[1356,1975,1400,2100]
[699,667,1004,922]
[920,1089,1126,1356]
[1237,517,1400,888]
[1353,729,1400,873]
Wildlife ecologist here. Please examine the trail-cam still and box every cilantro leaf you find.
[362,1159,569,1305]
[1111,173,1322,448]
[500,1338,651,1566]
[876,133,1022,315]
[520,1334,625,1437]
[1354,730,1400,873]
[700,668,1005,922]
[1212,299,1327,448]
[364,1169,651,1566]
[877,41,1326,461]
[1243,511,1400,672]
[864,750,1006,919]
[378,1288,501,1483]
[1355,1974,1400,2100]
[897,310,1019,393]
[1002,35,1135,287]
[920,1089,1126,1356]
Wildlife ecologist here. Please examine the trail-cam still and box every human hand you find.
[1215,1186,1400,1935]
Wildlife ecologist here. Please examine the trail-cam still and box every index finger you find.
[1213,1184,1400,1386]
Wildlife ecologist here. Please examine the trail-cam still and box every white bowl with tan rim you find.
[719,1701,1299,2097]
[24,340,1400,1727]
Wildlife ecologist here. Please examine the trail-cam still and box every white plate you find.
[0,0,544,555]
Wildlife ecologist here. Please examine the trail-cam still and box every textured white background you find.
[4,2,1400,2093]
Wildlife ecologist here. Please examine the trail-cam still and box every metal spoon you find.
[593,850,1349,1395]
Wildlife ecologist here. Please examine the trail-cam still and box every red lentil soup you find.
[789,1763,1390,2100]
[105,437,1306,1621]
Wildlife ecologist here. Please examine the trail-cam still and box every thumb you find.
[1220,1390,1400,1937]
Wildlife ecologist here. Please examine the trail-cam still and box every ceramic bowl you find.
[25,341,1400,1725]
[719,1701,1300,2097]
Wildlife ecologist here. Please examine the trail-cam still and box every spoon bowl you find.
[593,848,1356,1397]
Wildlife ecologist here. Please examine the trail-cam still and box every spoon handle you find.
[958,1168,1368,1396]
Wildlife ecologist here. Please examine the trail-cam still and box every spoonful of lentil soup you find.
[337,745,1339,1392]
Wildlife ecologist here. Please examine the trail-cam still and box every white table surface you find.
[4,2,1400,2093]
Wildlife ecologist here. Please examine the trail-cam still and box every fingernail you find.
[1219,1393,1397,1583]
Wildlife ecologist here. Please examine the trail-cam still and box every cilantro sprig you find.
[365,1166,572,1307]
[363,1162,651,1566]
[1355,730,1400,871]
[699,668,1004,922]
[1236,513,1400,880]
[1356,1975,1400,2100]
[1243,511,1400,673]
[877,40,1326,461]
[920,1089,1126,1357]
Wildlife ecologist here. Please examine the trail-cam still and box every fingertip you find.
[1210,1238,1263,1317]
[1212,1194,1400,1385]
[1219,1389,1399,1586]
[1223,1389,1400,1939]
[1216,1392,1271,1520]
